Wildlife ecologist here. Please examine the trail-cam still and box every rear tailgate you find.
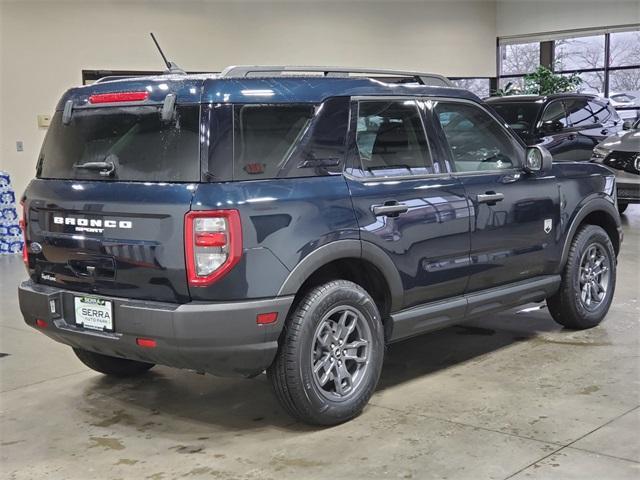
[23,78,203,303]
[24,180,196,303]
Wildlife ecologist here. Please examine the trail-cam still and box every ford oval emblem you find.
[30,242,43,254]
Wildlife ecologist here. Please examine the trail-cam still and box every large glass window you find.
[451,78,491,99]
[355,100,434,177]
[555,35,606,71]
[38,105,200,182]
[496,29,640,119]
[434,102,521,172]
[499,42,540,76]
[233,104,315,180]
[610,31,640,67]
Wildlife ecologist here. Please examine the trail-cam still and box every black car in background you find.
[487,94,622,161]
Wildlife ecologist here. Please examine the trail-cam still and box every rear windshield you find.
[38,105,200,182]
[490,102,541,134]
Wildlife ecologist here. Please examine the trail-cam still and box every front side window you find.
[540,100,569,131]
[435,101,521,172]
[355,100,435,177]
[490,102,541,134]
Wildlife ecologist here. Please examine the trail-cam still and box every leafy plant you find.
[493,65,582,96]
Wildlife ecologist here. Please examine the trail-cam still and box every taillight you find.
[185,210,242,286]
[19,199,28,267]
[88,91,149,104]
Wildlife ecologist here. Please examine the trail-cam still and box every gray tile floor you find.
[1,206,639,480]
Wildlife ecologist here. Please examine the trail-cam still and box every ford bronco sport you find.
[19,66,622,425]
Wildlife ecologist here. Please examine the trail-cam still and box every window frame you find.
[428,97,526,176]
[345,96,449,182]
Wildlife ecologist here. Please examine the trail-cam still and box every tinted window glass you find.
[587,100,618,124]
[540,101,569,129]
[355,100,435,177]
[491,102,541,133]
[435,102,521,172]
[234,104,315,180]
[38,105,200,182]
[564,99,597,127]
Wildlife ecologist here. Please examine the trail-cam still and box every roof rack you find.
[219,65,453,87]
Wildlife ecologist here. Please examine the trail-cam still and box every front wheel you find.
[547,225,616,330]
[268,280,385,425]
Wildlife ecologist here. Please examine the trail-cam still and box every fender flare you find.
[277,239,404,312]
[559,197,622,270]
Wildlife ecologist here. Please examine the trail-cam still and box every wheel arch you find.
[559,197,622,271]
[277,240,404,317]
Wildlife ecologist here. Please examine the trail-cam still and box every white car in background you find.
[608,91,640,121]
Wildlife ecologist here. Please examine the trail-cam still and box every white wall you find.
[0,0,497,198]
[497,0,640,37]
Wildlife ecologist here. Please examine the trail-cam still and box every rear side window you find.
[38,105,200,182]
[233,105,315,180]
[564,99,597,127]
[588,100,619,124]
[355,100,435,177]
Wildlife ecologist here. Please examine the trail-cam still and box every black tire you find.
[73,348,154,377]
[547,225,616,330]
[267,280,385,426]
[618,202,628,214]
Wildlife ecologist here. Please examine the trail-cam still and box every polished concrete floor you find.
[1,207,639,480]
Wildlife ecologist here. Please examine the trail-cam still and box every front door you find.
[431,99,561,293]
[345,98,471,309]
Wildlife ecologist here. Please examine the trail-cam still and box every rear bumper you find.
[18,280,293,377]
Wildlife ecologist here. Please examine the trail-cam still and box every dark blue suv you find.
[18,66,623,425]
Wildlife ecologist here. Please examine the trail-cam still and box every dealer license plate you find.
[74,296,113,332]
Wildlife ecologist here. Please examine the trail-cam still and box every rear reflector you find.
[256,312,278,325]
[136,338,157,348]
[89,91,149,104]
[35,319,47,328]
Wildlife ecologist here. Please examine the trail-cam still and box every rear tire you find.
[547,225,616,330]
[618,202,628,214]
[267,280,384,426]
[73,348,154,377]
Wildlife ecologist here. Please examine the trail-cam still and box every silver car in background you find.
[592,118,640,214]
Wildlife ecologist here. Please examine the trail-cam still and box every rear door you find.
[431,99,560,291]
[23,99,202,303]
[563,97,607,161]
[345,98,471,309]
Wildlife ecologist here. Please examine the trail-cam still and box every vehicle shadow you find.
[80,306,560,433]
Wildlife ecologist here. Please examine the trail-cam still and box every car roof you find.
[55,71,481,110]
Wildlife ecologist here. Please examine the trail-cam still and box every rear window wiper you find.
[73,160,116,177]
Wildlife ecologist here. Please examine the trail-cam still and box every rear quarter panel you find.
[189,176,359,301]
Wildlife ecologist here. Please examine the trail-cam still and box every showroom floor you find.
[1,208,639,480]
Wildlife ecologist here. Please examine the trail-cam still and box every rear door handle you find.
[476,192,504,205]
[371,202,409,217]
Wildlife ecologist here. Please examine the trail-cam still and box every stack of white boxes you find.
[0,172,24,255]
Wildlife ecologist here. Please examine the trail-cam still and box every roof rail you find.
[219,65,453,87]
[94,75,143,84]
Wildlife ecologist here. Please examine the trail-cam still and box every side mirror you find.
[623,120,633,130]
[524,146,553,174]
[541,120,563,133]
